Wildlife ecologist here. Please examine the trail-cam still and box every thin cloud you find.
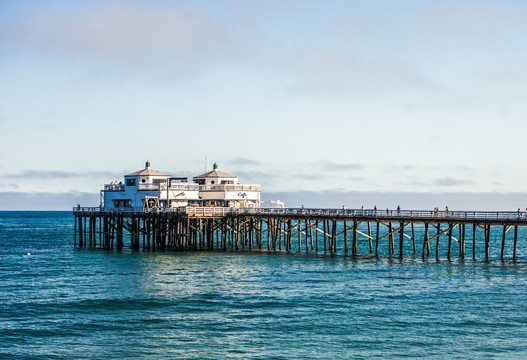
[235,170,276,182]
[264,190,527,211]
[434,177,472,187]
[416,2,523,38]
[281,51,444,97]
[224,158,261,166]
[1,1,243,74]
[0,191,99,210]
[9,170,119,180]
[318,160,363,172]
[379,164,416,173]
[290,173,327,181]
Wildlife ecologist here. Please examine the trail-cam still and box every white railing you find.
[199,185,261,192]
[138,184,162,191]
[103,184,125,191]
[137,183,200,191]
[184,207,237,217]
[73,206,527,221]
[170,184,199,190]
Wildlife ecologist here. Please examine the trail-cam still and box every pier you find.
[73,207,527,261]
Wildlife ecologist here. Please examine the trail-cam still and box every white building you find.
[102,161,260,209]
[193,163,261,208]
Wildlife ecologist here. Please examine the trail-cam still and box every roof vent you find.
[146,160,151,169]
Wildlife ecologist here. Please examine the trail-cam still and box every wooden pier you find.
[73,207,527,261]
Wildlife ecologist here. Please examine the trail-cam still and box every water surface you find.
[1,211,527,359]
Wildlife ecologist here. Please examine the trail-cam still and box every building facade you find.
[102,161,261,209]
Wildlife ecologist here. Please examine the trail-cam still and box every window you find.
[113,199,132,208]
[126,178,136,186]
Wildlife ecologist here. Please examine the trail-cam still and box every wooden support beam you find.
[447,223,453,260]
[513,225,518,261]
[422,223,429,259]
[399,221,404,258]
[298,219,302,252]
[352,220,357,255]
[389,222,393,254]
[305,220,309,253]
[368,222,372,253]
[436,223,440,258]
[411,223,416,254]
[323,220,327,252]
[344,220,348,254]
[485,224,490,261]
[331,220,337,253]
[375,221,380,256]
[501,224,507,260]
[473,223,476,260]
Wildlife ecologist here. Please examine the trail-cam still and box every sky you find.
[1,0,527,210]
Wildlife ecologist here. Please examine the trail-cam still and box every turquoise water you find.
[2,212,527,359]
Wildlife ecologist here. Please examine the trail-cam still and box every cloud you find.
[1,1,242,74]
[433,177,472,187]
[224,157,261,166]
[0,191,99,210]
[8,170,120,180]
[416,2,523,38]
[318,160,363,172]
[235,170,277,184]
[280,51,444,97]
[290,173,327,181]
[263,190,527,211]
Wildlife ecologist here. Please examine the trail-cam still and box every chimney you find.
[146,161,151,169]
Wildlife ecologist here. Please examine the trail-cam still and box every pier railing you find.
[73,206,527,221]
[239,208,527,221]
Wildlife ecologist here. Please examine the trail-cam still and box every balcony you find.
[103,184,124,191]
[138,183,200,191]
[199,184,261,192]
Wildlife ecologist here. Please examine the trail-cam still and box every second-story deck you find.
[103,183,260,192]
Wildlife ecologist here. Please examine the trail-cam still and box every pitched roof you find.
[125,168,169,176]
[125,161,169,177]
[194,169,237,178]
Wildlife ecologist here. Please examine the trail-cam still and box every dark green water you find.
[2,212,527,359]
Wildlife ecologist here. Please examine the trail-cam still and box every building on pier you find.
[102,161,261,209]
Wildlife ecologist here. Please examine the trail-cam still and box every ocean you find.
[2,211,527,359]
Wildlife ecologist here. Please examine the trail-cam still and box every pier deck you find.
[73,207,527,261]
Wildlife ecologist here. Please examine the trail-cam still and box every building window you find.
[211,180,215,184]
[142,179,146,183]
[113,199,132,208]
[126,178,136,186]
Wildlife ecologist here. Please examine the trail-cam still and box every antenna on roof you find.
[205,157,208,172]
